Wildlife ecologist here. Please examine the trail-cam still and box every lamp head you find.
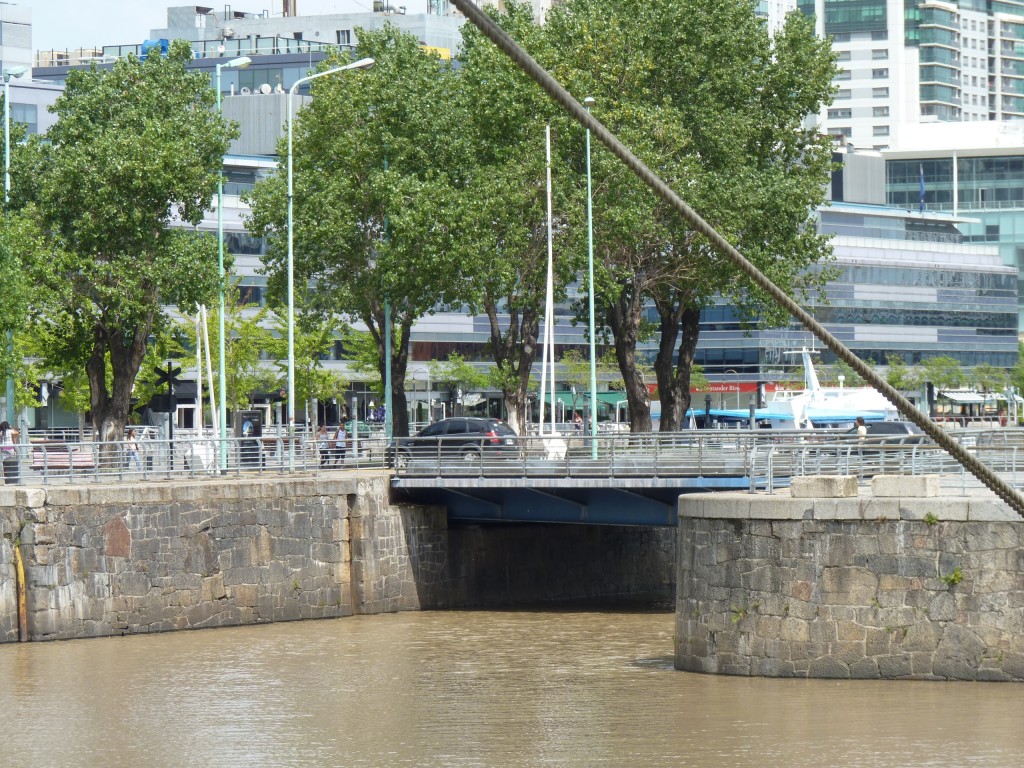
[3,65,29,82]
[345,57,375,71]
[584,96,595,107]
[225,56,252,70]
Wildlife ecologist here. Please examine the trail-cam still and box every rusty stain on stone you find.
[103,515,131,558]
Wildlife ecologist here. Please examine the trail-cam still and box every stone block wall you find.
[0,474,445,642]
[1,473,676,642]
[676,491,1024,681]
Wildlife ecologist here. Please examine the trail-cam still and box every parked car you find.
[863,421,926,444]
[386,417,518,468]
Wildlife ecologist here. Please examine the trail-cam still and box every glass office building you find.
[693,198,1018,382]
[885,123,1024,330]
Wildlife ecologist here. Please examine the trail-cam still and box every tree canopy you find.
[544,0,837,431]
[247,26,466,437]
[6,40,237,440]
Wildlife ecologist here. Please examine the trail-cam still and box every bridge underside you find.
[391,476,750,526]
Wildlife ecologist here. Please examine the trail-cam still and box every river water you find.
[2,608,1022,767]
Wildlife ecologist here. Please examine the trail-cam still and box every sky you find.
[26,0,377,53]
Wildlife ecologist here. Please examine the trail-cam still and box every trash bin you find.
[2,454,19,484]
[234,410,263,468]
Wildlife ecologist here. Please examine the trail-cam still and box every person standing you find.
[332,421,348,467]
[0,420,19,484]
[316,424,330,468]
[126,428,142,470]
[855,416,867,441]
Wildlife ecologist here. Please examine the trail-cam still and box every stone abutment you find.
[675,477,1024,681]
[0,473,673,642]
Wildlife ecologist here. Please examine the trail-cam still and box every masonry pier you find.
[675,476,1024,681]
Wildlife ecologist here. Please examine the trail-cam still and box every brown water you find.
[2,609,1022,767]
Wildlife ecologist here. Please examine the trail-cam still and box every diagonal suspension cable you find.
[449,0,1024,517]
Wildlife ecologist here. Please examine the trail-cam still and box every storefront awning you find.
[939,391,986,404]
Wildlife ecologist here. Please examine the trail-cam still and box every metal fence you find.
[5,427,1024,492]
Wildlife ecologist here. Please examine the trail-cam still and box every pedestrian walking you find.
[1,420,19,484]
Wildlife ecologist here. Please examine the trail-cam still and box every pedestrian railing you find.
[5,427,1024,491]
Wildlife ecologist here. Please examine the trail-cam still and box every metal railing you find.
[2,432,389,486]
[5,427,1024,493]
[388,428,1024,493]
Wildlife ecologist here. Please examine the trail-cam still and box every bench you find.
[30,446,97,472]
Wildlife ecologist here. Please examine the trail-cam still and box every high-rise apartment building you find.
[0,1,30,74]
[802,1,1024,151]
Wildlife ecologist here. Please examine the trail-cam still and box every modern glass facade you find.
[696,202,1018,379]
[888,152,1024,329]
[824,0,888,34]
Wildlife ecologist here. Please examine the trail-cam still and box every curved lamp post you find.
[584,96,598,457]
[215,55,251,470]
[3,65,28,425]
[287,57,374,470]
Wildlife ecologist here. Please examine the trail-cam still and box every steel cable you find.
[449,0,1024,517]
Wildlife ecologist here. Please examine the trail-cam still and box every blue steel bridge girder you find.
[422,486,678,527]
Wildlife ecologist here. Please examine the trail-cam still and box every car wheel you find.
[461,447,482,466]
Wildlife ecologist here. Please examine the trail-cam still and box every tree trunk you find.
[87,313,152,471]
[370,306,411,438]
[653,296,684,432]
[653,298,700,432]
[605,287,651,433]
[484,299,539,437]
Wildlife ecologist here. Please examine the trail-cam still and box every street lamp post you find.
[3,65,28,425]
[724,369,738,410]
[215,55,251,470]
[287,57,374,470]
[584,96,598,458]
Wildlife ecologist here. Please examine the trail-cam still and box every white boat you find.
[764,349,899,430]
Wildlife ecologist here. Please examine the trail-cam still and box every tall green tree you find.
[247,27,467,438]
[454,2,578,435]
[7,40,237,441]
[546,0,836,431]
[920,355,965,391]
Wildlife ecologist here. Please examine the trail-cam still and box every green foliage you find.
[920,356,964,391]
[7,40,237,439]
[885,354,918,391]
[923,512,939,526]
[541,0,837,431]
[822,359,865,387]
[265,310,350,412]
[247,27,467,436]
[971,363,1007,394]
[429,353,489,397]
[940,567,963,587]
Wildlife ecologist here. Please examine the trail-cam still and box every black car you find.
[864,421,926,444]
[387,417,518,468]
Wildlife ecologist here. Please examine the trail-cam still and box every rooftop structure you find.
[801,0,1024,152]
[0,1,30,74]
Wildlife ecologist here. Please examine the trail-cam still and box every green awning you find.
[542,392,628,407]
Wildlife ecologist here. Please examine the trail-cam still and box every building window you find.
[873,105,889,116]
[828,108,853,119]
[10,103,37,135]
[873,125,890,136]
[872,68,889,79]
[872,48,888,59]
[831,32,852,43]
[835,69,852,80]
[833,126,853,138]
[337,29,352,46]
[836,89,852,100]
[871,30,888,40]
[837,50,851,61]
[873,87,889,97]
